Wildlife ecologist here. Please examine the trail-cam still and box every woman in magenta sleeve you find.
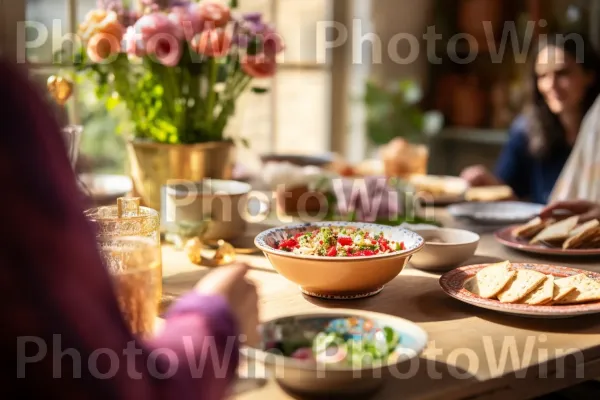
[460,32,600,205]
[0,58,259,399]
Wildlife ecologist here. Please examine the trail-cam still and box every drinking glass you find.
[98,236,161,338]
[62,124,83,169]
[85,197,162,304]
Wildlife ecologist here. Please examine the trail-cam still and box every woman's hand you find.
[195,263,260,346]
[459,164,501,187]
[540,200,600,222]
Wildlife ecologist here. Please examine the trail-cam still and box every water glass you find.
[98,236,161,338]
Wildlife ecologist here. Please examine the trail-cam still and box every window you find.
[14,0,335,174]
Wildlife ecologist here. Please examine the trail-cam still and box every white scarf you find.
[549,94,600,203]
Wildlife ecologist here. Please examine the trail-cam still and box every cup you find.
[62,124,83,169]
[85,197,162,302]
[98,236,161,338]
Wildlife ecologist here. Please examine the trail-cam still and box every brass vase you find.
[126,139,235,210]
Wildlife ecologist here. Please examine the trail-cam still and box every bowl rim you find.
[411,228,480,246]
[254,221,425,261]
[240,308,428,372]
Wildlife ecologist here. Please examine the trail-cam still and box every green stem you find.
[206,57,219,128]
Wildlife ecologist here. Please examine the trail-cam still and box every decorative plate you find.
[447,201,544,225]
[495,225,600,257]
[439,263,600,318]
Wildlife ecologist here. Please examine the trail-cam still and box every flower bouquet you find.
[70,0,285,209]
[74,0,283,143]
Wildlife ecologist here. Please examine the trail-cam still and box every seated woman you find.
[460,32,600,204]
[0,58,258,399]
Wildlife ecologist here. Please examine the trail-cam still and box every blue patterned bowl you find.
[254,222,424,299]
[241,309,428,395]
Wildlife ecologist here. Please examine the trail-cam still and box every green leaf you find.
[240,137,250,148]
[251,87,269,94]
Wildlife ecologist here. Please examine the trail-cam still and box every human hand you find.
[195,263,260,346]
[540,200,600,222]
[459,165,500,187]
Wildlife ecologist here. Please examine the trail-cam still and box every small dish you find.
[242,309,428,396]
[254,222,425,299]
[409,228,480,272]
[447,201,544,225]
[79,173,132,205]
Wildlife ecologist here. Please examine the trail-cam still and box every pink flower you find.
[191,28,231,57]
[258,26,284,58]
[122,26,144,58]
[241,54,277,78]
[168,5,202,40]
[129,12,183,67]
[191,0,231,29]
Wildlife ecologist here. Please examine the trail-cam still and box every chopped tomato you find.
[337,236,353,246]
[326,247,337,257]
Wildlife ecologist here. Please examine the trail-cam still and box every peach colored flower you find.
[191,28,232,58]
[191,0,231,29]
[79,9,125,42]
[241,54,277,78]
[78,9,124,61]
[130,12,183,67]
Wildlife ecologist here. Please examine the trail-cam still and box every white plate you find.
[447,201,544,225]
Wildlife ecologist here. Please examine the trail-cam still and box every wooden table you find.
[161,209,600,400]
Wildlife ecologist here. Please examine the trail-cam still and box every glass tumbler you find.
[85,197,162,306]
[98,236,161,338]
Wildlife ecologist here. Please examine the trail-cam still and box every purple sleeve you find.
[0,59,238,400]
[147,293,241,400]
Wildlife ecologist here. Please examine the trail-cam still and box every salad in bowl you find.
[254,222,424,299]
[242,309,428,395]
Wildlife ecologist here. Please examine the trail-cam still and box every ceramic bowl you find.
[241,309,428,396]
[161,179,252,241]
[409,228,480,272]
[79,173,133,206]
[254,222,424,299]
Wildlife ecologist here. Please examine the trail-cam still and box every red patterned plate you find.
[495,226,600,257]
[439,263,600,318]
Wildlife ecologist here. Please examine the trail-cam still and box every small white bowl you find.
[409,228,480,272]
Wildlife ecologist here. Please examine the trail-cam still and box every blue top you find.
[494,116,572,205]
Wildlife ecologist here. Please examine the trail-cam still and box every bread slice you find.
[512,217,550,239]
[563,220,600,249]
[555,274,600,304]
[530,216,579,244]
[464,261,516,299]
[520,275,554,305]
[496,269,547,303]
[465,186,514,202]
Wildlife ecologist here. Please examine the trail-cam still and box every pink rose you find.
[261,27,285,57]
[130,12,183,67]
[191,0,231,29]
[241,54,277,78]
[168,5,203,40]
[191,28,231,57]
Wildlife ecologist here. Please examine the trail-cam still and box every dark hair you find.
[525,32,600,158]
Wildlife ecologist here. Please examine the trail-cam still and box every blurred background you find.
[1,0,599,176]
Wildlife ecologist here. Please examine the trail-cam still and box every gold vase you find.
[126,139,235,210]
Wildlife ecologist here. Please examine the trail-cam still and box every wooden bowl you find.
[254,222,425,299]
